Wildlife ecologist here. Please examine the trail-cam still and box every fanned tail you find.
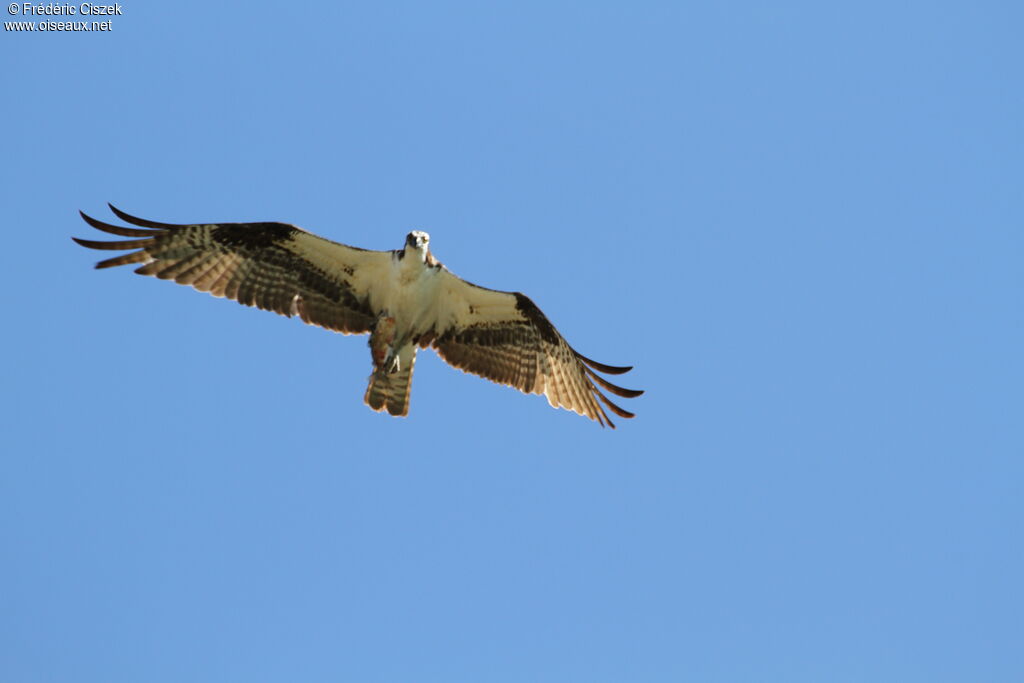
[364,350,416,417]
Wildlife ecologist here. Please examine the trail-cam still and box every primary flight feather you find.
[73,205,643,427]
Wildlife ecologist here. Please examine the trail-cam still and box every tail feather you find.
[364,371,389,413]
[364,349,416,417]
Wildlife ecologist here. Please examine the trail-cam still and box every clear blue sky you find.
[3,2,1021,681]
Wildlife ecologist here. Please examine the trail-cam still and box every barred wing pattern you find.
[74,205,642,427]
[73,204,388,334]
[428,272,643,428]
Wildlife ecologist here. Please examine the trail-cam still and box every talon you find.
[381,349,400,374]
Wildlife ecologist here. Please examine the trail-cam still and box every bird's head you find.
[405,230,431,260]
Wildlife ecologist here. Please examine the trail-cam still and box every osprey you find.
[73,205,642,427]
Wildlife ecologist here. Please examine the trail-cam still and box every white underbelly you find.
[379,260,441,334]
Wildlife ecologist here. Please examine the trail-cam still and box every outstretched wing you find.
[424,269,643,428]
[73,204,392,334]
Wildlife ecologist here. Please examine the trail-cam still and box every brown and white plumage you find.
[74,204,642,427]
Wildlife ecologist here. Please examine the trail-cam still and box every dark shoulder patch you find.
[514,293,560,345]
[211,222,296,250]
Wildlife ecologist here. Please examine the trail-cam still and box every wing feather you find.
[573,351,634,375]
[429,270,642,428]
[72,237,155,251]
[94,251,153,269]
[74,205,392,335]
[582,364,645,398]
[107,203,191,229]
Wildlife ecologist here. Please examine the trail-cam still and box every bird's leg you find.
[383,333,413,374]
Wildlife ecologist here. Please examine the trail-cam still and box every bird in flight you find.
[74,205,642,427]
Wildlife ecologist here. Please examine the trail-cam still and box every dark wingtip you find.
[71,236,154,251]
[107,203,144,225]
[71,235,121,269]
[582,366,644,399]
[599,407,617,429]
[599,393,636,420]
[80,208,160,237]
[79,210,103,230]
[106,202,130,220]
[574,350,634,375]
[107,203,185,229]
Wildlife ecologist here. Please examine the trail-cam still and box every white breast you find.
[376,255,442,335]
